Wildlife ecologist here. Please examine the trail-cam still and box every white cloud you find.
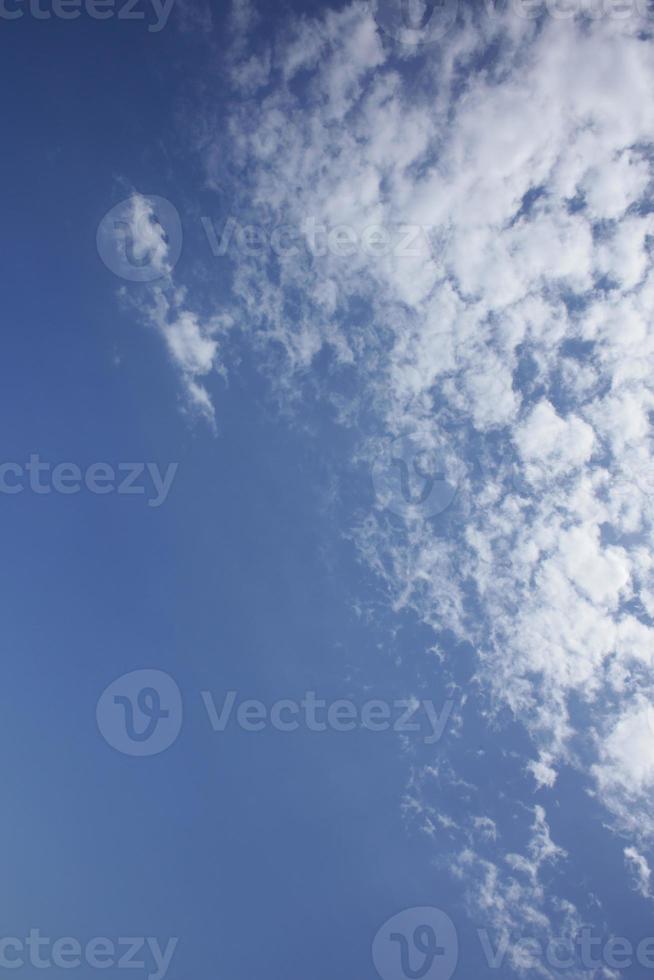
[515,401,596,480]
[122,194,173,279]
[528,754,558,790]
[122,0,654,937]
[624,845,653,899]
[593,700,654,804]
[114,194,228,424]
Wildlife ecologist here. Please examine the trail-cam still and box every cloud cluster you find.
[203,0,654,827]
[120,0,654,962]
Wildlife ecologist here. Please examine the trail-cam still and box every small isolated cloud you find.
[111,193,228,425]
[527,754,558,791]
[624,846,653,900]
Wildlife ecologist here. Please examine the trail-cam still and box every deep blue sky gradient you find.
[2,6,654,980]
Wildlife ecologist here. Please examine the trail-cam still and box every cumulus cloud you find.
[122,0,654,954]
[593,700,654,807]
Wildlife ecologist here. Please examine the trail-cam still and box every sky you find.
[3,0,654,978]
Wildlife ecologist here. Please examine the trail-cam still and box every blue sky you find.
[3,1,654,979]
